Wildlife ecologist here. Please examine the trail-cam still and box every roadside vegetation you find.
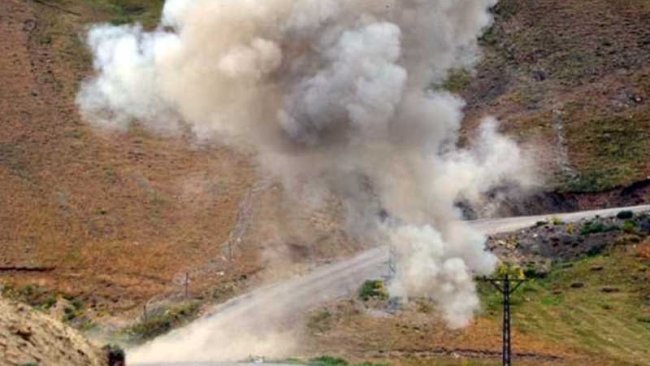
[123,300,200,341]
[358,280,389,302]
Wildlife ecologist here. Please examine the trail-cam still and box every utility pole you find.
[480,274,526,366]
[387,244,396,280]
[184,272,190,298]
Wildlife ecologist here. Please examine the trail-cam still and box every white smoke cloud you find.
[77,0,535,360]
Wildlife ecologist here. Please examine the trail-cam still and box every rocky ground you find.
[0,298,106,366]
[487,209,650,274]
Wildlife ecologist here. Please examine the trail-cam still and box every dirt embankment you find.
[0,298,106,366]
[491,178,650,217]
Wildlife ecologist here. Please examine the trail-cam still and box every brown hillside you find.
[0,0,258,316]
[0,0,361,324]
[0,0,649,330]
[462,0,650,192]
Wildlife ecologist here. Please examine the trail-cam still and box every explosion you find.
[77,0,534,361]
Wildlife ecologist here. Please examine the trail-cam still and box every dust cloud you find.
[77,0,535,361]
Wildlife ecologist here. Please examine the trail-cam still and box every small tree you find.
[358,280,388,301]
[496,262,525,280]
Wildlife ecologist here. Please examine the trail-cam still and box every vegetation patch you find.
[308,308,333,333]
[309,356,388,366]
[616,210,635,220]
[566,111,650,192]
[441,69,472,94]
[479,248,650,365]
[123,301,200,341]
[1,283,59,311]
[358,280,389,302]
[309,356,349,366]
[580,220,617,235]
[83,0,165,26]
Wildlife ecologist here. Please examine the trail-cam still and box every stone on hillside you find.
[601,287,620,293]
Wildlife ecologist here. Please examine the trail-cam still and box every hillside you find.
[302,216,650,365]
[462,0,650,193]
[0,0,258,320]
[0,0,649,346]
[0,298,106,365]
[0,0,362,328]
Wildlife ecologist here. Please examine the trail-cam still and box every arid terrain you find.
[1,0,649,365]
[0,298,105,366]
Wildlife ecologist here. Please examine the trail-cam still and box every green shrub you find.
[523,265,547,279]
[310,356,348,366]
[581,221,618,235]
[617,210,634,220]
[42,295,57,310]
[3,283,62,312]
[622,220,637,233]
[125,301,200,341]
[62,305,79,322]
[358,280,388,301]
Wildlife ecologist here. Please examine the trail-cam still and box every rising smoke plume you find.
[77,0,534,361]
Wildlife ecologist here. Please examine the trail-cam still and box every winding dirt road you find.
[130,205,650,365]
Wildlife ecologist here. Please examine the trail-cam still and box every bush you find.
[587,244,607,257]
[524,265,548,279]
[580,221,618,235]
[125,301,200,341]
[3,284,62,312]
[358,280,388,301]
[622,220,637,233]
[616,210,634,220]
[310,356,348,366]
[566,223,575,234]
[581,221,605,235]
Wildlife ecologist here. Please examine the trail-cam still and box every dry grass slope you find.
[460,0,650,192]
[1,0,650,349]
[0,0,258,320]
